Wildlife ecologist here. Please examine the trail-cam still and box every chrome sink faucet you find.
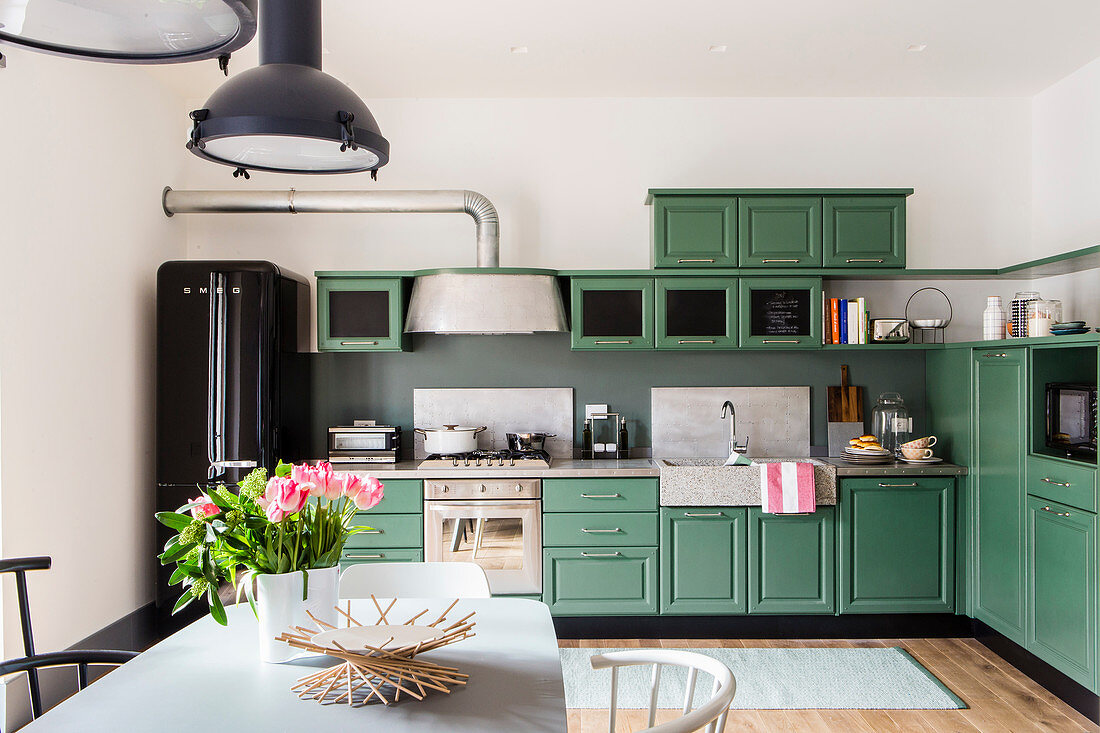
[720,400,750,455]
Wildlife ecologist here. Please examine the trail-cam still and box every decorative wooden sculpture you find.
[276,597,475,707]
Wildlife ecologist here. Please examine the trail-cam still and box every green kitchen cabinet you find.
[737,196,823,268]
[543,547,658,615]
[1026,454,1097,514]
[570,278,654,350]
[1026,498,1097,691]
[367,479,423,514]
[317,277,407,351]
[345,513,422,549]
[660,508,747,615]
[651,195,737,268]
[748,507,835,614]
[738,277,822,348]
[542,478,658,513]
[839,478,955,613]
[543,512,659,548]
[972,348,1028,644]
[339,548,422,570]
[822,196,906,268]
[655,277,738,349]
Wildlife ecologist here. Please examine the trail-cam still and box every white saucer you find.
[899,457,943,464]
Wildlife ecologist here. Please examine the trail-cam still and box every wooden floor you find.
[558,637,1099,732]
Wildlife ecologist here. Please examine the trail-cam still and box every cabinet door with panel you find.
[660,508,747,615]
[651,195,737,268]
[570,278,654,350]
[738,277,822,348]
[1026,498,1097,691]
[317,277,406,351]
[972,348,1028,643]
[839,478,955,613]
[737,196,823,268]
[656,277,737,349]
[543,547,658,615]
[748,507,835,614]
[823,196,906,268]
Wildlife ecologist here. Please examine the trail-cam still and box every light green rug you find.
[560,647,966,710]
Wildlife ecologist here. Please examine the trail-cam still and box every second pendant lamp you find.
[186,0,389,176]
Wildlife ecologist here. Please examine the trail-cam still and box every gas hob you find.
[418,450,552,469]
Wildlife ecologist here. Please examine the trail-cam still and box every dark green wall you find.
[310,335,927,458]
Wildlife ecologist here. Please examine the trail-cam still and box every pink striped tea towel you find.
[760,462,816,514]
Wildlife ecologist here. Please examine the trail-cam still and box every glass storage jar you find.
[1026,299,1062,338]
[1009,290,1040,338]
[870,392,912,456]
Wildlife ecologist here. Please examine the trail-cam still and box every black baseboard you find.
[553,613,972,639]
[972,619,1099,724]
[69,602,158,653]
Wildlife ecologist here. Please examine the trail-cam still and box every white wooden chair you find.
[338,561,492,599]
[590,649,736,733]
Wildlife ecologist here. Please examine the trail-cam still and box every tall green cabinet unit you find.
[650,195,737,267]
[972,348,1028,644]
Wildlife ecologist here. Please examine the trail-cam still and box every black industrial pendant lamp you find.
[0,0,257,63]
[186,0,389,177]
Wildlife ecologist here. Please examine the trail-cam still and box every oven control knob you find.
[478,484,486,492]
[514,485,522,493]
[441,485,449,493]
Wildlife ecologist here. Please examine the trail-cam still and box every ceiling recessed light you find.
[510,46,528,54]
[907,43,928,52]
[708,44,728,53]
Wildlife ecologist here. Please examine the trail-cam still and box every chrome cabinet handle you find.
[581,528,622,533]
[878,483,917,487]
[762,258,800,263]
[981,353,1008,358]
[581,552,621,557]
[581,493,621,498]
[344,553,384,559]
[846,258,885,263]
[677,258,716,263]
[210,460,258,469]
[1040,505,1072,517]
[362,529,384,534]
[762,339,800,344]
[340,340,378,346]
[678,340,716,344]
[595,340,632,344]
[1040,477,1071,487]
[684,512,724,517]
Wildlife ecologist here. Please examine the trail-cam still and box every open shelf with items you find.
[1029,344,1098,467]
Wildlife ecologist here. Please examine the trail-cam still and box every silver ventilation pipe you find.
[161,187,567,334]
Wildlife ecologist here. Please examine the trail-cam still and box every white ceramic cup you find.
[902,435,937,449]
[901,446,934,460]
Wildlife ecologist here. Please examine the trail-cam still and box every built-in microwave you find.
[328,425,401,464]
[1046,383,1098,458]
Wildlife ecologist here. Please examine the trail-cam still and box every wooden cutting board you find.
[827,365,864,423]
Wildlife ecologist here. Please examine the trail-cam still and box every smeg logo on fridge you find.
[182,286,242,294]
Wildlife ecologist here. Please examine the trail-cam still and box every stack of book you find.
[824,296,868,344]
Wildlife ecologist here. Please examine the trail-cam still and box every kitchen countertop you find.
[334,458,660,479]
[819,457,968,476]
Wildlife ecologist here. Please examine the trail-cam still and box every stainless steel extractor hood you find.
[160,187,569,335]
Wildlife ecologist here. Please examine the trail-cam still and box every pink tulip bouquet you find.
[156,460,383,625]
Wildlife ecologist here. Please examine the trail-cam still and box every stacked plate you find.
[899,456,944,464]
[1050,321,1091,336]
[840,445,894,464]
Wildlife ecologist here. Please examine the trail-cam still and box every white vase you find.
[254,566,339,663]
[982,295,1006,340]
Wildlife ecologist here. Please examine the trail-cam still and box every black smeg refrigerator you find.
[155,261,311,628]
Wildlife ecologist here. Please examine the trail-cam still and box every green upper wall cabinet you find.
[1026,497,1097,691]
[748,508,836,614]
[655,277,738,349]
[738,277,822,348]
[839,478,955,614]
[972,348,1028,644]
[570,278,655,350]
[737,196,823,268]
[651,195,737,268]
[823,196,906,268]
[317,277,407,352]
[660,508,747,615]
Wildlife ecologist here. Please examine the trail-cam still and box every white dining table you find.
[24,598,567,732]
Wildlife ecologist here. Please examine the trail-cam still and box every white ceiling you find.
[150,0,1100,100]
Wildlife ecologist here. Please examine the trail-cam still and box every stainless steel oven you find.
[423,478,541,595]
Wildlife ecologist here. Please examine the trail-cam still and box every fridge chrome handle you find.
[207,272,228,480]
[210,460,258,469]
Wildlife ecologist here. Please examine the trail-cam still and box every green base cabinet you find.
[822,196,906,268]
[972,348,1027,643]
[660,508,747,615]
[748,508,835,614]
[543,478,658,513]
[1026,498,1097,691]
[369,479,424,514]
[737,196,823,268]
[651,195,737,268]
[345,513,423,549]
[839,478,955,613]
[339,548,422,570]
[543,547,658,615]
[317,276,407,351]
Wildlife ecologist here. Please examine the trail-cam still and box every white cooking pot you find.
[415,425,487,455]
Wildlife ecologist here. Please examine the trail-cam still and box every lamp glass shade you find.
[0,0,255,62]
[202,135,380,172]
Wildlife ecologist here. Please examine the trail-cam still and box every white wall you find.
[0,47,186,673]
[1032,58,1100,257]
[177,96,1034,279]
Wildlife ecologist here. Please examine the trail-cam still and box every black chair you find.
[0,557,136,721]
